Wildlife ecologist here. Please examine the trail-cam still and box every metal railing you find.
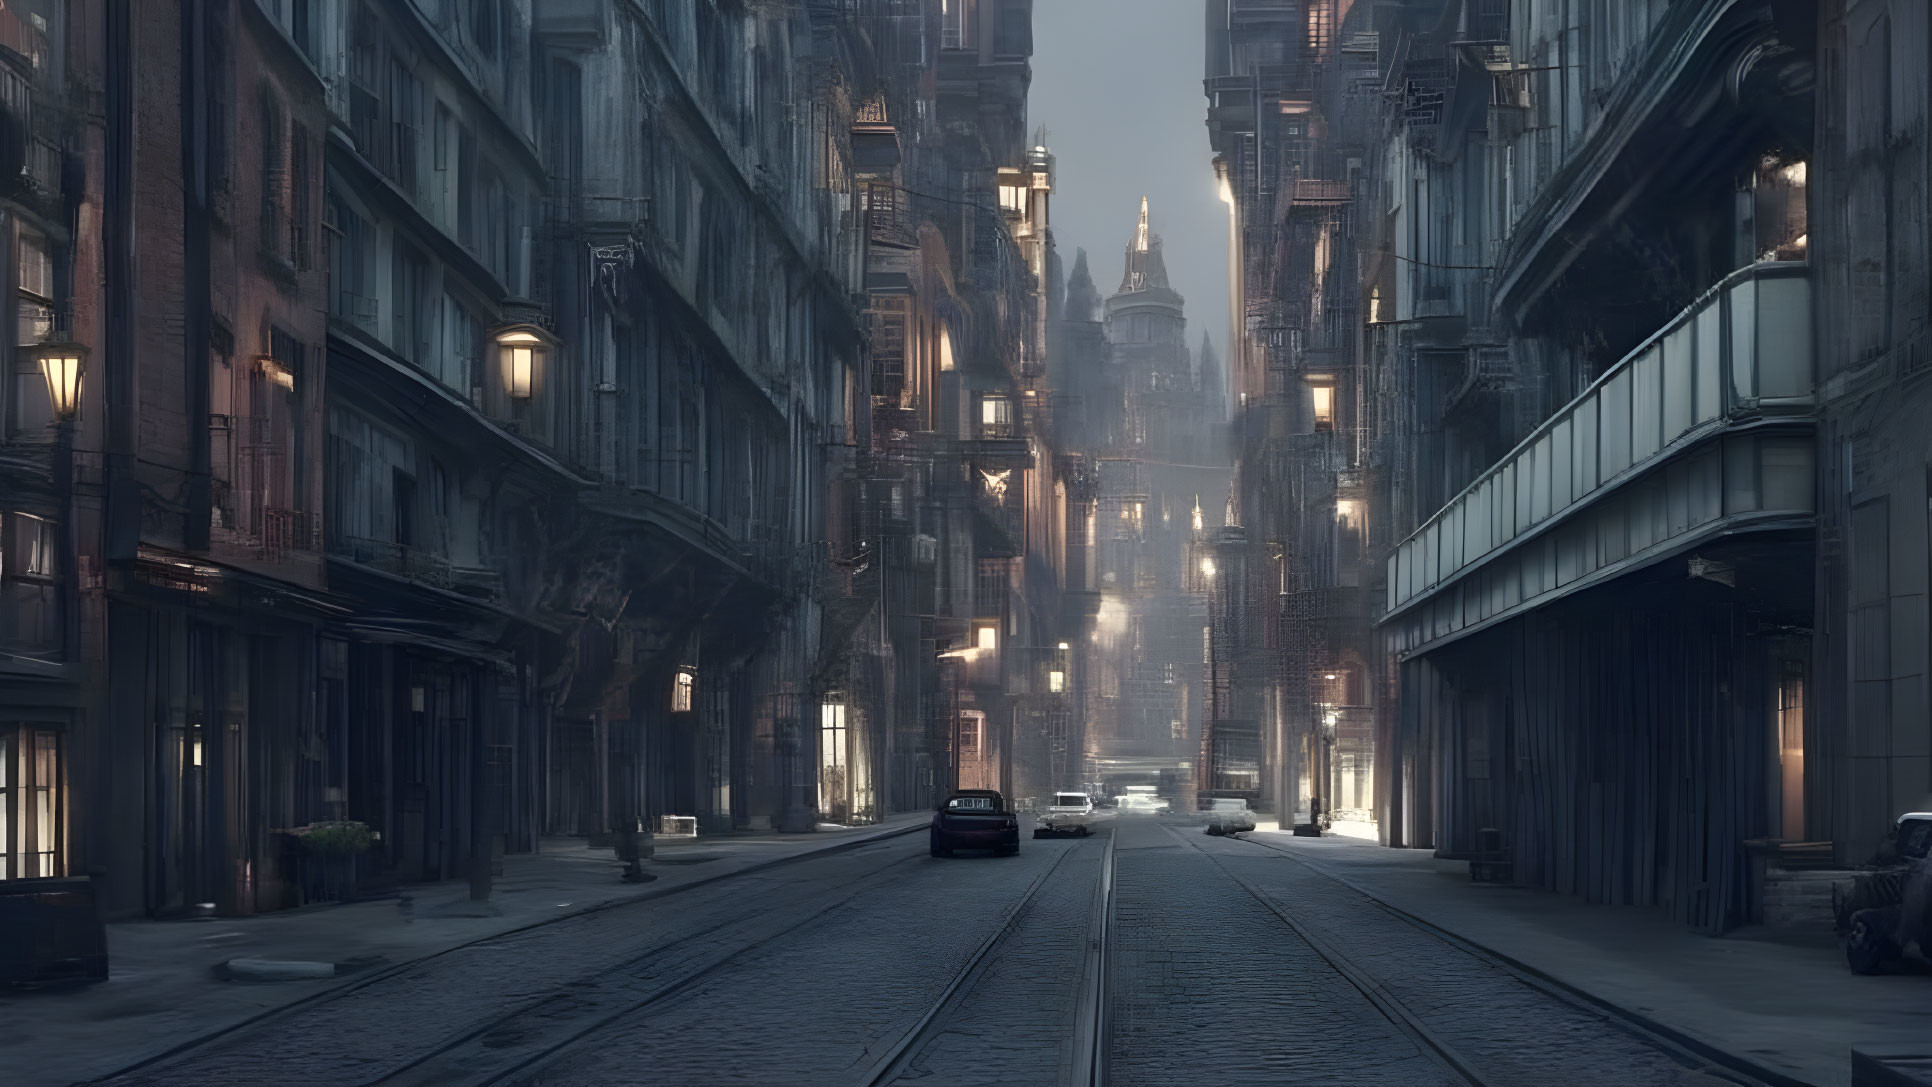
[1388,262,1812,613]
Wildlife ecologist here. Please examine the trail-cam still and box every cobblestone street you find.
[63,816,1813,1087]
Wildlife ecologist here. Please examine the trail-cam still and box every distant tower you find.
[1199,331,1227,428]
[1067,248,1100,323]
[1105,199,1189,458]
[1114,197,1184,310]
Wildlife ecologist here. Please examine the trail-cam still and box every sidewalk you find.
[1244,828,1929,1087]
[0,813,928,1087]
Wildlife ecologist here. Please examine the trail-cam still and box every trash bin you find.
[0,875,108,986]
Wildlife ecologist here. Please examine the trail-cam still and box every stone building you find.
[1367,0,1816,933]
[0,0,1059,915]
[1201,0,1913,935]
[1812,0,1932,865]
[1204,0,1380,824]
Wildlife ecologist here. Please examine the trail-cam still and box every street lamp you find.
[37,335,85,669]
[37,336,87,421]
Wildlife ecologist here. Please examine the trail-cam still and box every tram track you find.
[374,845,932,1087]
[1223,831,1806,1087]
[96,830,929,1087]
[1169,824,1778,1087]
[860,829,1113,1087]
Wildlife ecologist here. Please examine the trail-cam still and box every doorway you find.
[1776,659,1805,841]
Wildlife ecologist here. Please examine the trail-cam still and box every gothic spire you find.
[1119,197,1174,296]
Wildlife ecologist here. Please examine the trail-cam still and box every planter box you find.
[294,852,363,905]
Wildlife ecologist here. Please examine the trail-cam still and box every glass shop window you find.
[0,726,63,880]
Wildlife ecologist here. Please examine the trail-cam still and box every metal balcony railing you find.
[1387,262,1813,618]
[335,535,454,589]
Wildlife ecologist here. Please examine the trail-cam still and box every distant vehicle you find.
[1203,798,1256,836]
[1034,792,1096,838]
[1844,812,1931,974]
[931,790,1020,857]
[1114,791,1169,816]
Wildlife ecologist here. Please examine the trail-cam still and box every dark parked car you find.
[1845,812,1932,974]
[932,790,1020,857]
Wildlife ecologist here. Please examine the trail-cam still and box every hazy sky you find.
[1030,0,1228,364]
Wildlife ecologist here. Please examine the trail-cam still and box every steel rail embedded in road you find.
[1071,829,1115,1087]
[373,844,931,1087]
[90,820,930,1087]
[857,841,1082,1087]
[1169,825,1777,1087]
[1225,833,1794,1087]
[1159,822,1486,1087]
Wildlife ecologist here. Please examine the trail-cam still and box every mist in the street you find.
[2,2,1929,1086]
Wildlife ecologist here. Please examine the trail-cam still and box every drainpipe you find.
[181,0,210,549]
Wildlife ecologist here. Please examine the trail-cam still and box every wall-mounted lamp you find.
[37,336,87,421]
[494,324,555,400]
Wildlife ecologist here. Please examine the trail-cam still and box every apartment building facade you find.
[0,0,1064,917]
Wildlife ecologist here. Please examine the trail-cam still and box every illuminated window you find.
[1310,383,1334,431]
[998,183,1027,213]
[0,727,63,880]
[938,324,954,371]
[975,624,998,651]
[980,396,1010,435]
[672,670,695,713]
[1048,669,1066,693]
[1755,156,1809,262]
[941,0,966,50]
[819,702,848,818]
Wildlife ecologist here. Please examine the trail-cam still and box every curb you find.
[87,817,927,1084]
[1237,833,1814,1087]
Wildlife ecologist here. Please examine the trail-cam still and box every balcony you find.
[334,535,456,591]
[1385,262,1814,655]
[850,97,901,174]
